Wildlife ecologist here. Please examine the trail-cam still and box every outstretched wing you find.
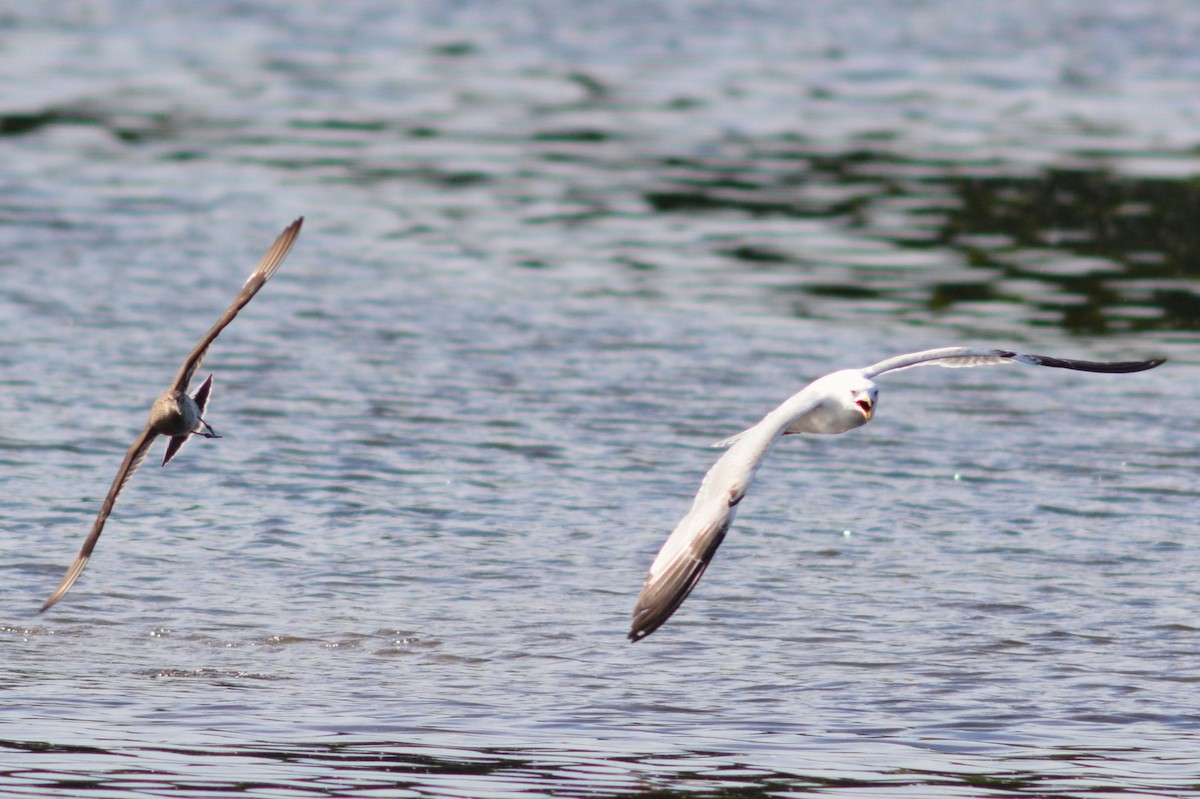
[41,426,160,612]
[629,390,824,642]
[171,217,303,393]
[629,499,733,642]
[862,346,1164,380]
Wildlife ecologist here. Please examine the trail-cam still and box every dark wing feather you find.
[171,217,303,392]
[41,426,159,612]
[191,372,214,417]
[1009,353,1165,373]
[160,435,188,467]
[629,505,732,642]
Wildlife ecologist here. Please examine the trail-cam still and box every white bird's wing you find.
[629,497,733,642]
[42,425,160,612]
[861,346,1164,379]
[630,390,825,642]
[171,217,303,393]
[711,428,751,449]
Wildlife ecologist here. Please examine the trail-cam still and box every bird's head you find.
[849,379,878,422]
[850,381,877,422]
[824,371,878,424]
[801,370,879,434]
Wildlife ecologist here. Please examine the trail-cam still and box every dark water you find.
[2,1,1198,796]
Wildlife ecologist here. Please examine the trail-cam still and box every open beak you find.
[855,397,874,420]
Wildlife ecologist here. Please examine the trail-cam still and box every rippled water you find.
[2,1,1199,796]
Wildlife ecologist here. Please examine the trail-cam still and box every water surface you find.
[1,1,1197,796]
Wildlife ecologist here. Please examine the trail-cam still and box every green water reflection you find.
[644,144,1200,334]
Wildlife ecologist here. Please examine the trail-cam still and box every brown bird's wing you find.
[41,426,160,611]
[171,217,303,393]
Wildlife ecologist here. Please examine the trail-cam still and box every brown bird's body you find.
[41,217,304,612]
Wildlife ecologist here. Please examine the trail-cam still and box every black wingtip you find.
[628,615,651,643]
[628,603,672,643]
[1024,354,1166,373]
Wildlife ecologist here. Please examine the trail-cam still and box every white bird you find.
[41,217,304,612]
[628,347,1165,642]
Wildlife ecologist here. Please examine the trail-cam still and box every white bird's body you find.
[629,347,1164,642]
[41,217,304,612]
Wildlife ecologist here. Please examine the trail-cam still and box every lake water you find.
[2,1,1198,796]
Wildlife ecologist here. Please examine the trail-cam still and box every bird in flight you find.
[628,347,1165,642]
[41,217,304,612]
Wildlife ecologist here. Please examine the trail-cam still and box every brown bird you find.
[41,217,304,612]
